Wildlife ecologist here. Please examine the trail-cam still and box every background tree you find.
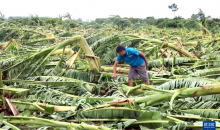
[28,14,45,26]
[63,12,72,20]
[194,9,210,35]
[168,3,178,18]
[188,8,211,35]
[113,18,131,30]
[54,15,64,26]
[145,17,156,25]
[77,18,82,22]
[0,12,5,22]
[173,16,184,21]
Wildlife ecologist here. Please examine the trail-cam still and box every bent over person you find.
[113,45,150,86]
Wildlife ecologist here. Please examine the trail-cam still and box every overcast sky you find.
[0,0,219,21]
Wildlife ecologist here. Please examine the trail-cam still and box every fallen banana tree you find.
[0,114,112,130]
[2,35,100,79]
[105,84,220,109]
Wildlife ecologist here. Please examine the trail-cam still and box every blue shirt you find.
[116,48,145,67]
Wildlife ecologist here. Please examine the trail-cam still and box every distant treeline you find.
[1,13,220,33]
[7,16,50,20]
[94,16,220,29]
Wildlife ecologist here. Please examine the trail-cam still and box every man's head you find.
[116,45,126,56]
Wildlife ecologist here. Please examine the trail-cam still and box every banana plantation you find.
[1,16,220,130]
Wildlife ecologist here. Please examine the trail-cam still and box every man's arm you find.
[139,51,148,66]
[113,61,119,78]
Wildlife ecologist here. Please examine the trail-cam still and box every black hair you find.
[116,45,125,53]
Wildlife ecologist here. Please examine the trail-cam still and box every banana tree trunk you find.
[79,37,100,75]
[2,116,112,130]
[108,84,220,107]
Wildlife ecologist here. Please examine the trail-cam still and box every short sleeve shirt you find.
[116,48,145,67]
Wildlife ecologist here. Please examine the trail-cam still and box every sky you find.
[0,0,220,21]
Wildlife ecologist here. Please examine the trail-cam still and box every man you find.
[113,45,150,86]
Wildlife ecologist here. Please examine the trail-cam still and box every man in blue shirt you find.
[113,45,150,86]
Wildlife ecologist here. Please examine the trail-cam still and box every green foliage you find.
[113,17,132,30]
[177,22,184,28]
[166,21,178,28]
[145,17,156,25]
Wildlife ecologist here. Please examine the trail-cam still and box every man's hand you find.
[113,61,119,78]
[139,51,148,66]
[112,73,117,78]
